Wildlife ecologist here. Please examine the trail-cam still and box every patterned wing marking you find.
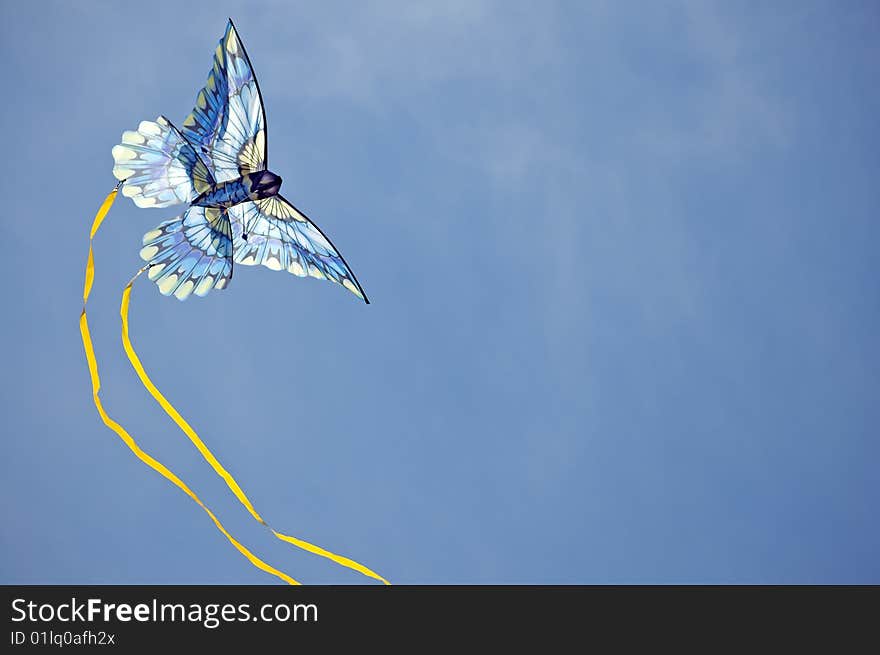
[181,20,267,184]
[181,38,228,172]
[228,195,368,303]
[112,116,214,209]
[140,205,233,300]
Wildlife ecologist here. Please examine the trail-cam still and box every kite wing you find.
[229,195,369,303]
[139,205,234,300]
[181,20,267,183]
[112,116,214,208]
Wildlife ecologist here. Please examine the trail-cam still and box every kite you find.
[79,19,387,585]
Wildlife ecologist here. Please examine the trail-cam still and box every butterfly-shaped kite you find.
[111,20,368,302]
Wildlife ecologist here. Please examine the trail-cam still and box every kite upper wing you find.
[228,195,369,303]
[181,20,267,184]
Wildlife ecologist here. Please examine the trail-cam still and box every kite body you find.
[111,20,368,303]
[192,170,282,208]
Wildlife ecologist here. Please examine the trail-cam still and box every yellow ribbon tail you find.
[121,276,391,585]
[119,234,391,585]
[271,530,391,585]
[120,280,266,524]
[80,186,299,585]
[82,185,119,306]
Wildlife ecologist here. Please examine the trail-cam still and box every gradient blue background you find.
[1,1,877,584]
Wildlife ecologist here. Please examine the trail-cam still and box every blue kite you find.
[111,19,368,302]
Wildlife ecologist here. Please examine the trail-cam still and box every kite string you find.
[121,273,391,586]
[80,184,299,585]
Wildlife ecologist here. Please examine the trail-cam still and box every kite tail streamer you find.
[80,184,299,585]
[121,273,390,585]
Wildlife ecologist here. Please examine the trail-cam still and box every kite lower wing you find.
[140,205,233,300]
[228,195,368,303]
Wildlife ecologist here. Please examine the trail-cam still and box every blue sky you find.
[1,0,877,584]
